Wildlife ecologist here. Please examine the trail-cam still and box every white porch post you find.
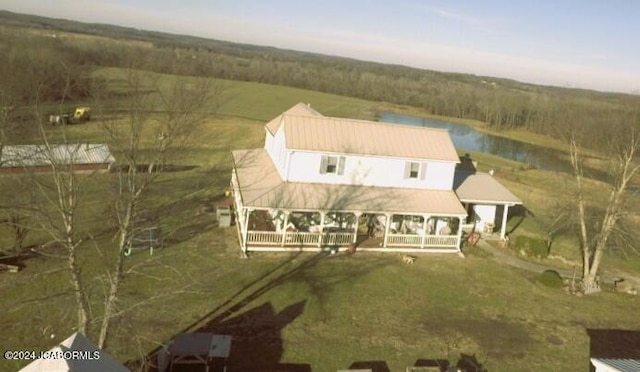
[352,212,362,243]
[420,214,429,248]
[383,213,392,248]
[500,204,510,240]
[456,216,464,250]
[318,212,326,248]
[280,211,290,247]
[242,208,253,252]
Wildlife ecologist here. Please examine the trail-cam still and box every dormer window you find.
[404,161,426,179]
[320,155,346,175]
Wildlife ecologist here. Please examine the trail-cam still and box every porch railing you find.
[386,234,423,246]
[285,231,322,246]
[322,232,353,246]
[423,235,458,247]
[247,231,282,245]
[247,231,351,247]
[387,234,458,248]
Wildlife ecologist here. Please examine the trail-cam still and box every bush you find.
[538,270,564,288]
[514,235,549,259]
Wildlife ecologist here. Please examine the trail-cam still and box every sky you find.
[3,0,640,93]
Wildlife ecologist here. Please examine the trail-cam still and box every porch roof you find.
[454,171,522,205]
[232,149,466,216]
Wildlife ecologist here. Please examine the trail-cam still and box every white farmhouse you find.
[231,103,521,254]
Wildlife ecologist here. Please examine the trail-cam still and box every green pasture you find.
[1,69,639,371]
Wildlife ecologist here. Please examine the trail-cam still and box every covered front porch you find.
[231,149,468,254]
[238,209,464,253]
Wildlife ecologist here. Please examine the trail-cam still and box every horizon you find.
[2,0,640,94]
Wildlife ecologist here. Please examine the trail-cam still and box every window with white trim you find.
[404,161,427,180]
[320,155,346,175]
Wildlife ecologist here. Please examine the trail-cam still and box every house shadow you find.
[587,329,640,371]
[412,354,485,372]
[198,300,310,372]
[347,360,390,372]
[133,252,391,371]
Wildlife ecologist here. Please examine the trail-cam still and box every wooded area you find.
[2,10,639,153]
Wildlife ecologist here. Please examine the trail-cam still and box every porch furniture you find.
[168,333,232,372]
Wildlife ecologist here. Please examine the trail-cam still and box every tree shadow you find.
[133,252,391,371]
[587,328,640,371]
[199,300,308,371]
[347,360,390,372]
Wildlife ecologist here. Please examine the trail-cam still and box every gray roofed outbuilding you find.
[454,171,522,205]
[1,144,115,170]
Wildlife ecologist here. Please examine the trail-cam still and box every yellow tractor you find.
[49,106,91,125]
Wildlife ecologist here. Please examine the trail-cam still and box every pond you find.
[379,112,574,173]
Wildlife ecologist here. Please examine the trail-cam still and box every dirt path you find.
[474,240,640,290]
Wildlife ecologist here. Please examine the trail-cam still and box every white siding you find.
[286,151,457,190]
[264,127,287,178]
[472,204,496,231]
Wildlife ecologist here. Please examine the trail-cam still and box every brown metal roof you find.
[264,103,459,162]
[454,171,522,205]
[232,149,466,216]
[265,103,323,134]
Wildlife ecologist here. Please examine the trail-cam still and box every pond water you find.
[379,112,573,173]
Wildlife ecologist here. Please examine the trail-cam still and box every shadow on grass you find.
[133,252,392,371]
[587,328,640,371]
[412,353,486,372]
[423,313,532,361]
[347,360,390,372]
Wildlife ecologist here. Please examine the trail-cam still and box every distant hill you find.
[1,9,638,144]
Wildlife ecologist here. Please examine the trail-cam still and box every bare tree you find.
[97,69,214,347]
[569,123,640,294]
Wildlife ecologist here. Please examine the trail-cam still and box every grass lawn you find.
[1,69,639,371]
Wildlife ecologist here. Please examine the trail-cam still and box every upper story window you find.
[320,155,346,175]
[404,161,426,180]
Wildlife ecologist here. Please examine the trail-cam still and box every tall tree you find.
[96,69,214,347]
[569,118,640,294]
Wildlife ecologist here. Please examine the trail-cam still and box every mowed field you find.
[1,69,639,371]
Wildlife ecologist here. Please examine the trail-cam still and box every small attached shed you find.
[454,171,522,239]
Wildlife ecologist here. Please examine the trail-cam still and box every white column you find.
[420,214,429,248]
[352,212,362,243]
[242,208,253,253]
[456,216,464,250]
[500,205,510,240]
[383,214,392,248]
[280,211,290,247]
[318,212,326,248]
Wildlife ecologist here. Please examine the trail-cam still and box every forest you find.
[2,10,639,152]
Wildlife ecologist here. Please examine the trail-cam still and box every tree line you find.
[3,11,639,153]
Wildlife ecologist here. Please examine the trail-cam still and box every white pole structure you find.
[500,205,510,239]
[352,212,361,243]
[383,213,392,248]
[318,212,326,248]
[280,211,290,247]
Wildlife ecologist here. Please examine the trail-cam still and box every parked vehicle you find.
[49,107,91,125]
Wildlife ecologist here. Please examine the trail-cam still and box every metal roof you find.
[232,149,466,216]
[454,171,522,205]
[591,358,640,372]
[266,103,460,162]
[1,144,115,168]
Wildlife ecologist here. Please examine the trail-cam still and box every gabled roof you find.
[591,358,640,372]
[19,332,128,372]
[232,149,466,216]
[1,144,115,168]
[265,103,459,162]
[265,102,323,134]
[454,171,522,205]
